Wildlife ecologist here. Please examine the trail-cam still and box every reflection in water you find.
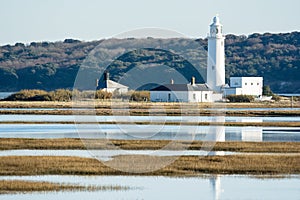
[210,175,222,200]
[205,116,225,142]
[0,124,298,142]
[205,116,262,142]
[0,149,236,158]
[0,175,299,200]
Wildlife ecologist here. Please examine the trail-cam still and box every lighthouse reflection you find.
[202,116,263,142]
[204,117,263,200]
[209,175,222,200]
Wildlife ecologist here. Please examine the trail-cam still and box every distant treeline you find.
[0,33,299,93]
[3,89,150,102]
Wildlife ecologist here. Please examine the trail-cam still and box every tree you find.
[263,85,273,96]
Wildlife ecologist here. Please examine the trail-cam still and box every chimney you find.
[104,71,109,80]
[170,79,174,84]
[191,77,196,85]
[96,79,99,87]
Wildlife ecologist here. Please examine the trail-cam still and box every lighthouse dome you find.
[213,15,220,24]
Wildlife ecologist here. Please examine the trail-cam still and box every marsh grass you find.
[0,155,299,176]
[0,180,130,194]
[0,108,299,116]
[0,138,299,153]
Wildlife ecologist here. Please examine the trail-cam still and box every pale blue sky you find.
[0,0,299,45]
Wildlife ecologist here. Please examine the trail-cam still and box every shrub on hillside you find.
[226,95,255,103]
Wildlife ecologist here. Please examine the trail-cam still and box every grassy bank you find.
[0,180,129,194]
[0,155,299,176]
[1,138,299,153]
[0,108,300,116]
[0,101,299,116]
[0,101,298,109]
[1,121,300,127]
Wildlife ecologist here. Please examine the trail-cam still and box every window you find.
[193,94,196,100]
[212,65,215,70]
[205,94,208,100]
[168,93,171,102]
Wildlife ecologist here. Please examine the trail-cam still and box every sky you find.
[0,0,299,45]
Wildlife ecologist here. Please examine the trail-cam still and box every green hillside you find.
[0,32,299,93]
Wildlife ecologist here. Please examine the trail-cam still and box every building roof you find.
[99,80,128,89]
[150,84,211,92]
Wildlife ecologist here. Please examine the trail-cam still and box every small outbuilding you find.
[223,77,263,97]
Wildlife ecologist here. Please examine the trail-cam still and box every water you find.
[0,112,299,199]
[1,114,300,122]
[0,92,14,99]
[0,175,299,200]
[0,149,235,159]
[276,93,300,97]
[0,123,299,142]
[1,106,300,111]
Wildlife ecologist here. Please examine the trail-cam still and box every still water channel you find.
[0,123,299,142]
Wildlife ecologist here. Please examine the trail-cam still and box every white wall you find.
[150,91,213,102]
[188,91,213,103]
[102,87,128,94]
[227,77,263,96]
[241,127,263,142]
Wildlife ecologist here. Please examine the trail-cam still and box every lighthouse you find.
[207,15,225,92]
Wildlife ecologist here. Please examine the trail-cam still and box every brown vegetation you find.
[0,155,299,176]
[0,138,299,153]
[0,100,299,109]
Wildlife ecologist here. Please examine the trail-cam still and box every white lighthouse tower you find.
[207,15,225,92]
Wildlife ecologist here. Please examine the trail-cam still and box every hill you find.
[0,33,299,93]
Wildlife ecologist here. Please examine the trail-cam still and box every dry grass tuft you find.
[0,180,130,194]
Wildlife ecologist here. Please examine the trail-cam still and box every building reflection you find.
[203,116,263,142]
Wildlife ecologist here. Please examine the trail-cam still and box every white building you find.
[98,72,128,94]
[150,78,213,102]
[224,77,263,97]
